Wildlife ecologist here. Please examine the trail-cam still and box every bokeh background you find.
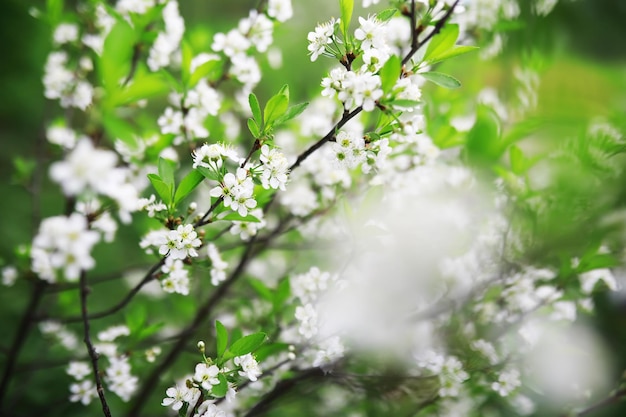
[1,0,626,415]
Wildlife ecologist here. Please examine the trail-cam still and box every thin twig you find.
[573,387,626,417]
[0,279,46,410]
[79,270,112,417]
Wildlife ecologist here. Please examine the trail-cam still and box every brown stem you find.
[79,270,112,417]
[0,279,46,411]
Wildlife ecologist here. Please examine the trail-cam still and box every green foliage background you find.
[1,0,626,415]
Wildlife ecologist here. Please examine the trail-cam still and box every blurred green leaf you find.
[376,8,397,22]
[158,157,176,189]
[249,93,262,125]
[421,71,461,89]
[427,45,479,65]
[465,106,502,167]
[216,320,229,358]
[99,19,136,92]
[339,0,354,44]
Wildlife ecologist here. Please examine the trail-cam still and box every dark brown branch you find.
[58,257,166,324]
[242,367,326,417]
[79,270,112,417]
[289,106,363,171]
[401,0,460,67]
[126,234,263,416]
[572,387,626,417]
[0,279,46,410]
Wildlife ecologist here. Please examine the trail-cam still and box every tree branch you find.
[79,270,112,417]
[0,279,46,411]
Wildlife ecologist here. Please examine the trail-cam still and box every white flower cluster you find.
[161,257,191,295]
[322,66,383,111]
[43,51,93,110]
[415,350,470,398]
[39,320,79,351]
[1,266,18,287]
[148,0,185,71]
[210,168,258,217]
[157,79,222,144]
[49,139,141,222]
[258,145,289,191]
[31,213,100,282]
[157,224,202,260]
[234,353,262,381]
[207,243,228,286]
[193,143,240,172]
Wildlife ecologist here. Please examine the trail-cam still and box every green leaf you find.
[421,71,461,89]
[247,118,261,138]
[174,169,204,205]
[125,305,146,334]
[215,320,229,358]
[509,145,525,175]
[249,278,273,301]
[254,343,290,362]
[228,332,266,357]
[195,165,219,181]
[102,113,137,148]
[46,0,63,24]
[379,55,401,95]
[427,45,479,65]
[249,93,262,125]
[339,0,354,41]
[423,24,459,64]
[114,71,170,105]
[147,173,173,205]
[376,8,397,22]
[136,322,164,340]
[99,19,136,91]
[273,278,291,312]
[219,212,261,223]
[465,106,502,167]
[263,93,289,128]
[181,40,193,85]
[277,84,290,102]
[211,373,229,398]
[189,59,220,88]
[273,102,309,127]
[158,157,176,189]
[390,99,421,109]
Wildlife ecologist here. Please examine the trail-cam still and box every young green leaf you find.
[390,99,421,109]
[247,118,261,138]
[423,23,459,64]
[509,145,525,175]
[376,8,397,22]
[219,212,261,223]
[273,278,291,312]
[379,55,401,95]
[273,102,309,127]
[99,19,136,91]
[215,320,229,358]
[339,0,354,41]
[147,173,173,205]
[181,40,193,85]
[114,72,170,105]
[263,93,289,128]
[211,374,229,398]
[125,305,146,334]
[102,113,137,148]
[249,278,273,301]
[277,84,290,102]
[158,157,176,189]
[420,71,461,89]
[189,59,220,88]
[174,169,204,205]
[228,332,266,357]
[465,106,502,167]
[249,93,262,124]
[195,165,219,181]
[427,45,479,65]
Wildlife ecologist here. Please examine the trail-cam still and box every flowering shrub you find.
[1,0,626,416]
